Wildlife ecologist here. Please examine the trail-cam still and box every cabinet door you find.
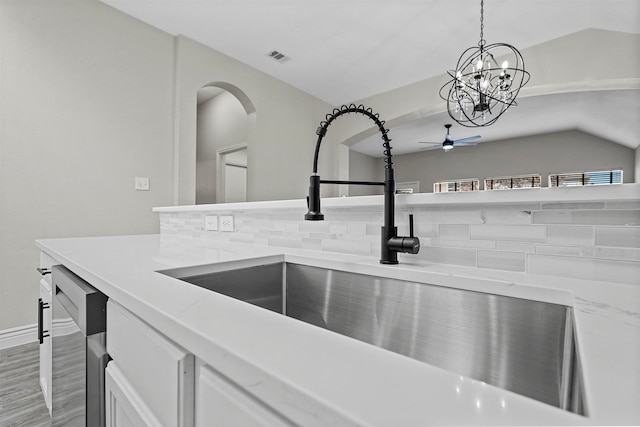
[196,363,292,427]
[39,277,53,414]
[107,301,194,427]
[105,362,163,427]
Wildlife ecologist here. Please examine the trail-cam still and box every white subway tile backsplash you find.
[329,222,348,235]
[597,227,640,248]
[439,224,470,240]
[535,245,582,256]
[424,210,486,225]
[479,209,534,225]
[159,197,639,285]
[470,225,546,242]
[322,239,372,256]
[478,250,525,272]
[417,247,477,267]
[301,238,322,251]
[229,233,256,244]
[547,225,595,246]
[581,246,640,262]
[431,239,496,250]
[533,210,640,225]
[414,223,438,238]
[347,222,367,235]
[299,221,331,233]
[496,242,536,253]
[285,222,301,233]
[268,235,302,249]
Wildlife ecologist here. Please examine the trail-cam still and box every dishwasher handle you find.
[38,298,50,344]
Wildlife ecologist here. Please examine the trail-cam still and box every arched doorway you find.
[196,83,255,204]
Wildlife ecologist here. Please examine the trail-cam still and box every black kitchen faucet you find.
[305,104,420,264]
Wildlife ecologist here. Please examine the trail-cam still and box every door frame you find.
[216,143,248,204]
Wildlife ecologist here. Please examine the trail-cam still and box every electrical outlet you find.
[219,215,234,232]
[204,215,218,231]
[135,177,150,191]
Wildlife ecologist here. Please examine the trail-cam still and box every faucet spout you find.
[304,104,420,264]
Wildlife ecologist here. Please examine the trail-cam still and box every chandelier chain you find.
[478,0,485,48]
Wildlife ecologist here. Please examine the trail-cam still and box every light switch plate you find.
[219,215,234,232]
[134,177,150,191]
[204,215,218,231]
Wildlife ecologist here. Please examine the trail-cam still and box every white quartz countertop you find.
[36,234,639,426]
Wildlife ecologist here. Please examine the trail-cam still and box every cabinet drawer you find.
[196,363,292,427]
[107,301,194,427]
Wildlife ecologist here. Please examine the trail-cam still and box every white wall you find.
[0,1,176,331]
[224,163,247,203]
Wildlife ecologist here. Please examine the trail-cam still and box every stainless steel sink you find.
[161,261,586,415]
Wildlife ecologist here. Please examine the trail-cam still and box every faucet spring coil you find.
[312,104,394,173]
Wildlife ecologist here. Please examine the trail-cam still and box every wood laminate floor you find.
[0,342,50,427]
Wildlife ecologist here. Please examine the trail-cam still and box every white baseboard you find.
[0,324,38,350]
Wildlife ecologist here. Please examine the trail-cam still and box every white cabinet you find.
[195,362,292,427]
[107,301,195,427]
[38,252,55,414]
[105,362,163,427]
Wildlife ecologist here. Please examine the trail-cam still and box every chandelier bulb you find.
[502,60,509,69]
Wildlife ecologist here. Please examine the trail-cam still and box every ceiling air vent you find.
[267,50,290,63]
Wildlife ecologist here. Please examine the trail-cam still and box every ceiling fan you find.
[418,124,481,151]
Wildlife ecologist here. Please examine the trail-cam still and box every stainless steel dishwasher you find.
[51,265,108,427]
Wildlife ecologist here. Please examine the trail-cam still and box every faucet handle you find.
[387,214,420,255]
[409,214,415,238]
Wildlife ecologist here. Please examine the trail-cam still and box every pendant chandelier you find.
[439,0,530,127]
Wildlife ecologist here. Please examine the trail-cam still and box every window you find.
[433,179,480,193]
[485,174,541,191]
[549,170,623,187]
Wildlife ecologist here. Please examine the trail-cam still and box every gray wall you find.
[390,130,635,192]
[348,150,382,196]
[0,1,175,331]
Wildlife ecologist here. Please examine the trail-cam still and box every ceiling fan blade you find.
[453,135,481,144]
[453,141,479,147]
[417,141,440,144]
